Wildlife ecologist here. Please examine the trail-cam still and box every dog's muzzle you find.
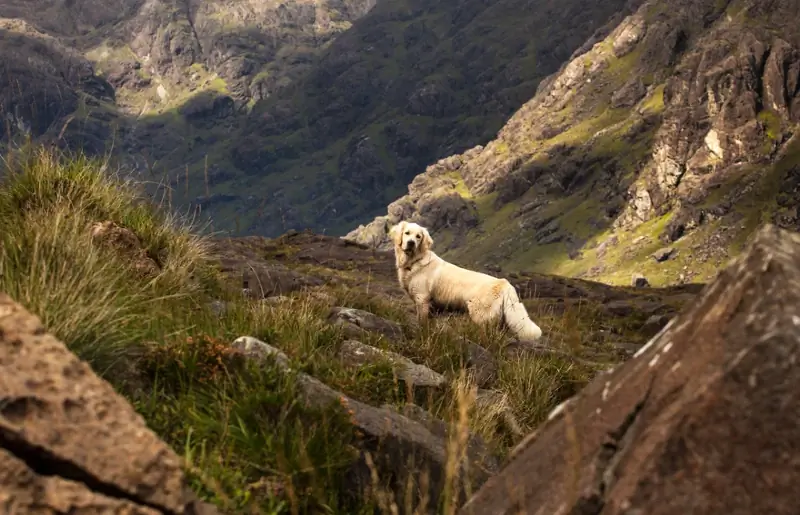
[404,241,416,252]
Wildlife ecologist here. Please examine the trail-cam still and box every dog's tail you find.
[501,280,543,341]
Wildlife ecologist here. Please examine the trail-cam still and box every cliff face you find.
[348,0,800,287]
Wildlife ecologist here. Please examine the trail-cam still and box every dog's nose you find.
[406,240,415,249]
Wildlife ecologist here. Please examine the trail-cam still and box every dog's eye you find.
[416,234,421,239]
[404,231,410,235]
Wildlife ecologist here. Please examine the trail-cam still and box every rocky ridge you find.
[461,224,800,514]
[348,0,800,287]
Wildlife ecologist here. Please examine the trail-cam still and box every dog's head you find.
[389,221,433,256]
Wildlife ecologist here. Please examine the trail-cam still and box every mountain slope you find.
[221,0,635,235]
[0,0,374,180]
[0,0,639,238]
[348,0,800,287]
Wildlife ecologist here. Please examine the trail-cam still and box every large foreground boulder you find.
[460,224,800,514]
[0,294,215,514]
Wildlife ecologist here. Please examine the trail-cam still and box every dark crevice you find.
[0,425,177,514]
[181,0,205,57]
[756,45,773,114]
[570,378,655,515]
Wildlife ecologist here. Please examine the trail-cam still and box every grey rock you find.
[328,306,404,342]
[652,247,676,262]
[338,339,446,388]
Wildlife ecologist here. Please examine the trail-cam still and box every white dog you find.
[389,221,543,341]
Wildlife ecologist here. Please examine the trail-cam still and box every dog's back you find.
[428,252,506,306]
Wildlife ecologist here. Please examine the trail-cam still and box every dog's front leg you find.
[415,295,431,324]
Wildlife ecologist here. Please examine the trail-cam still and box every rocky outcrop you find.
[459,224,800,514]
[349,0,800,287]
[329,306,405,342]
[338,339,446,388]
[0,293,215,514]
[230,336,499,511]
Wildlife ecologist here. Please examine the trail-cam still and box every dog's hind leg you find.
[466,297,503,325]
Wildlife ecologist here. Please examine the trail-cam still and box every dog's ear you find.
[421,227,434,250]
[388,222,405,246]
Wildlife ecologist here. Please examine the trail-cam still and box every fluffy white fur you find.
[389,221,543,341]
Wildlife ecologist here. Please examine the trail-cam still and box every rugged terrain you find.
[5,147,800,515]
[0,147,701,513]
[350,0,800,287]
[0,0,639,237]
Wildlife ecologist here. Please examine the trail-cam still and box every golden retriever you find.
[389,221,543,341]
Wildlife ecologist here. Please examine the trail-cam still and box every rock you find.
[611,78,647,108]
[0,293,215,514]
[465,341,498,388]
[343,216,391,249]
[328,306,404,342]
[459,225,800,514]
[640,313,672,337]
[89,221,160,276]
[338,340,446,388]
[631,273,650,287]
[231,335,290,367]
[595,235,618,258]
[652,246,676,262]
[229,336,498,510]
[611,12,645,58]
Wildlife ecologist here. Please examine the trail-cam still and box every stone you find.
[338,339,446,388]
[459,225,800,514]
[652,247,676,262]
[0,293,215,514]
[328,306,404,342]
[231,335,290,367]
[631,273,649,287]
[640,313,672,337]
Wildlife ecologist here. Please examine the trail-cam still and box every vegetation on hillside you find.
[0,145,650,513]
[351,0,800,290]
